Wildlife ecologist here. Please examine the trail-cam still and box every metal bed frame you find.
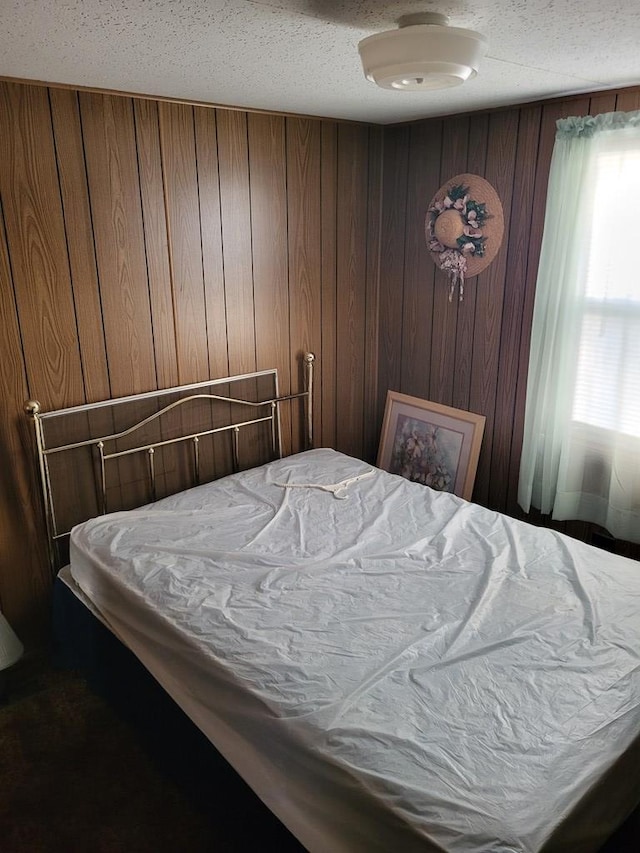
[26,353,315,574]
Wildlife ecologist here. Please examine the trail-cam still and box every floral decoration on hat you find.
[426,173,504,301]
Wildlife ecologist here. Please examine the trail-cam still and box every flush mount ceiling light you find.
[358,12,487,91]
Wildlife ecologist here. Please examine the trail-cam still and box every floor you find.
[2,650,639,853]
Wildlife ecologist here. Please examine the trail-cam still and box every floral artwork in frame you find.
[377,391,486,501]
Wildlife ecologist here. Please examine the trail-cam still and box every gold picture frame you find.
[377,391,485,501]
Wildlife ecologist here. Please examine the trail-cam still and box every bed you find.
[27,359,640,853]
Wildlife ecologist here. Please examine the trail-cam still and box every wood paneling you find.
[133,99,179,390]
[378,87,640,563]
[494,106,540,513]
[320,122,338,450]
[247,113,292,453]
[80,92,157,397]
[286,118,322,448]
[193,107,228,381]
[0,81,379,640]
[0,204,49,634]
[400,121,441,402]
[217,109,256,378]
[336,124,369,458]
[363,126,384,464]
[430,117,469,407]
[4,77,639,641]
[49,88,111,404]
[469,110,518,508]
[0,83,85,412]
[377,125,410,425]
[615,90,640,112]
[452,113,488,413]
[158,102,209,385]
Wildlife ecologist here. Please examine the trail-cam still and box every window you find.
[573,144,640,438]
[518,112,640,544]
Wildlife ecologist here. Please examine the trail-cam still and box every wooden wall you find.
[3,77,639,641]
[0,81,382,638]
[378,86,640,546]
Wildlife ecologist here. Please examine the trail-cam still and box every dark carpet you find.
[0,655,217,853]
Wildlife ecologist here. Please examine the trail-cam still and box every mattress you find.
[68,448,640,853]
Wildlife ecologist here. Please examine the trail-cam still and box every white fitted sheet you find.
[69,448,640,853]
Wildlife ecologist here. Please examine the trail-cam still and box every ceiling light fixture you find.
[358,12,487,92]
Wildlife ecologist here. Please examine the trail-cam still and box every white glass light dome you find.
[358,13,487,91]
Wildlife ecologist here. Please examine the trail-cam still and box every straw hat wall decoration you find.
[426,173,504,301]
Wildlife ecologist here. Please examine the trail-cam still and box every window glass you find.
[572,144,640,437]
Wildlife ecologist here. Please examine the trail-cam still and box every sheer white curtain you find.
[518,111,640,544]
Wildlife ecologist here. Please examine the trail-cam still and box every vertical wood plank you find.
[80,92,157,397]
[247,113,292,455]
[193,106,229,381]
[320,121,338,451]
[158,102,209,385]
[588,93,617,116]
[363,125,383,464]
[133,98,179,390]
[216,109,256,377]
[0,204,49,636]
[49,88,111,404]
[0,82,85,411]
[491,106,541,514]
[336,124,368,459]
[377,125,409,423]
[430,116,469,406]
[615,91,640,112]
[469,109,518,507]
[401,120,441,401]
[286,117,322,451]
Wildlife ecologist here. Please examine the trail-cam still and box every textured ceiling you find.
[1,1,639,124]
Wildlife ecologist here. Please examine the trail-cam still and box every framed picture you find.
[377,391,485,500]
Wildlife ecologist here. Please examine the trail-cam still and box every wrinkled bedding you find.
[69,449,640,852]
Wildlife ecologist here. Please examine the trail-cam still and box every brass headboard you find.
[26,353,315,573]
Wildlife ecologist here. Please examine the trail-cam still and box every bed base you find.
[52,576,304,850]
